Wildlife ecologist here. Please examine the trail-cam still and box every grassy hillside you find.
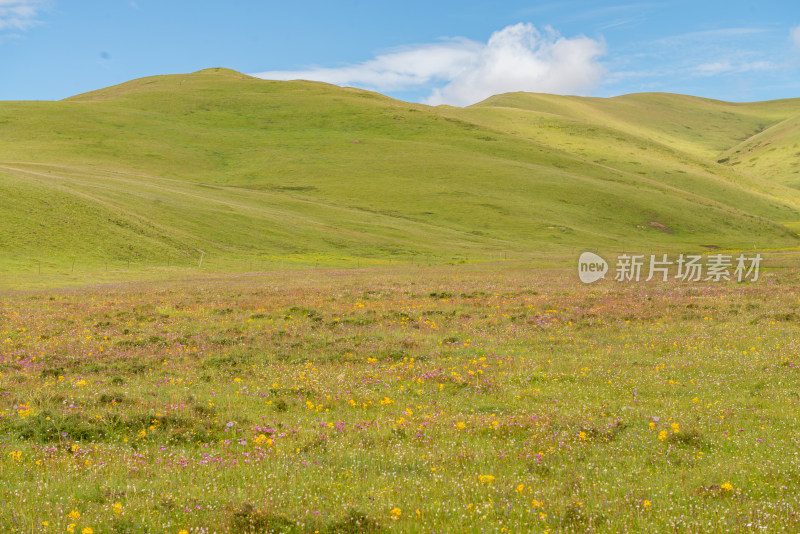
[458,93,800,222]
[473,92,800,157]
[719,115,800,189]
[0,68,799,273]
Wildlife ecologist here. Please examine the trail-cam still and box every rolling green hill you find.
[1,67,799,273]
[719,115,800,189]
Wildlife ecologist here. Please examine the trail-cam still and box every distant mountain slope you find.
[472,92,800,158]
[718,114,800,189]
[456,92,800,222]
[0,68,798,271]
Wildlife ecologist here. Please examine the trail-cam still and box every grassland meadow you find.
[1,260,800,532]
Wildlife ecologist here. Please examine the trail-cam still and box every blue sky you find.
[2,1,800,105]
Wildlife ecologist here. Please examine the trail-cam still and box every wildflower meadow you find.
[1,261,799,532]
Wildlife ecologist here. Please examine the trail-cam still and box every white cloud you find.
[792,25,800,50]
[599,25,797,99]
[253,38,482,93]
[426,24,605,106]
[692,59,774,77]
[252,23,606,107]
[0,0,45,32]
[651,27,767,46]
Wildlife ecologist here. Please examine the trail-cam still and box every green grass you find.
[474,92,800,158]
[1,68,800,275]
[5,71,800,532]
[719,115,800,188]
[2,262,800,532]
